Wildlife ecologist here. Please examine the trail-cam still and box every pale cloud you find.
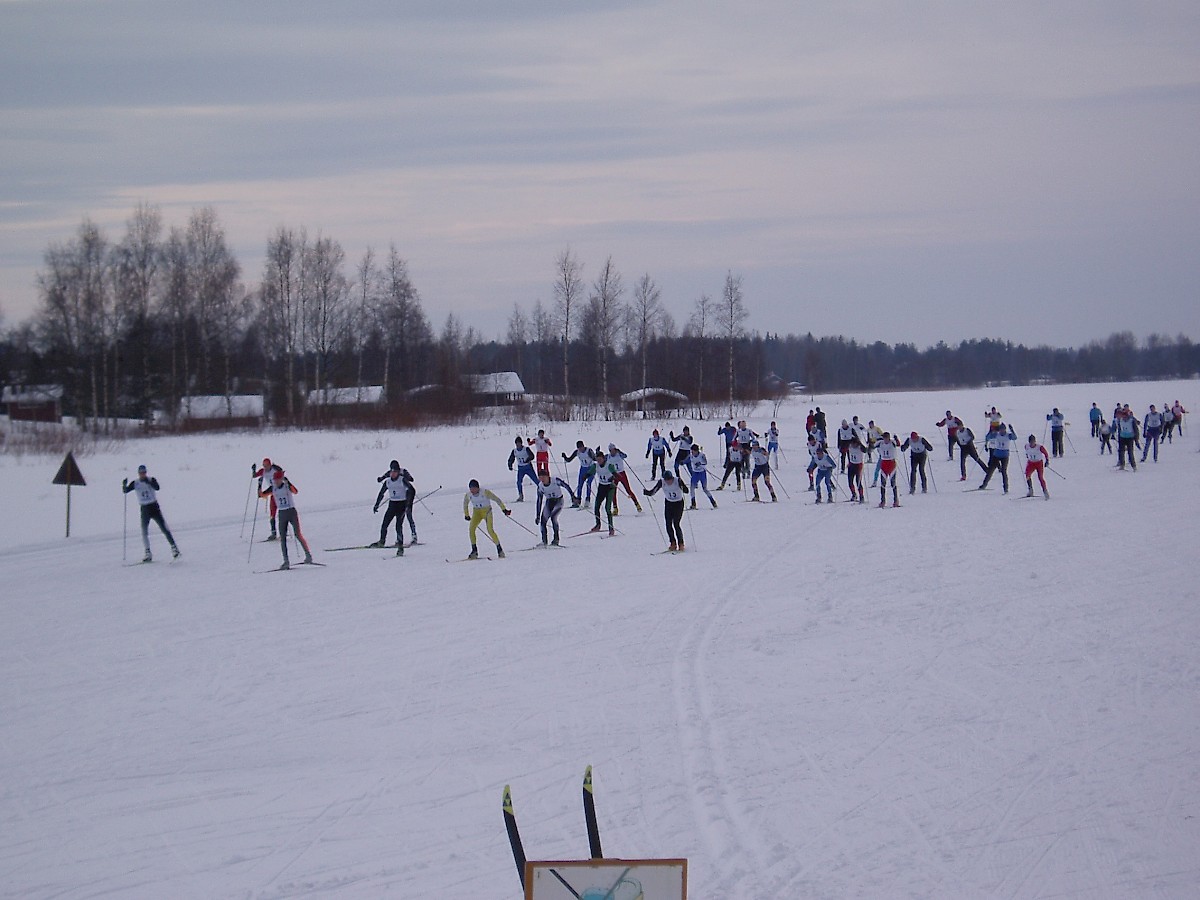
[1,0,1198,345]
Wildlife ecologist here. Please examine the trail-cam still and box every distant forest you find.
[3,206,1197,428]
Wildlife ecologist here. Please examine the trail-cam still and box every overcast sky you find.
[2,0,1197,348]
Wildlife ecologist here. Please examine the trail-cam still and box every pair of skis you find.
[503,766,603,892]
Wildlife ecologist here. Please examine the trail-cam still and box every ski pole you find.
[240,476,255,538]
[1047,465,1067,480]
[122,489,128,563]
[503,510,539,538]
[247,495,261,563]
[772,468,792,499]
[1064,427,1077,454]
[643,491,668,547]
[414,485,442,515]
[927,458,938,493]
[684,502,699,552]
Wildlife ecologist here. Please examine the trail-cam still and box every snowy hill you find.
[1,381,1197,898]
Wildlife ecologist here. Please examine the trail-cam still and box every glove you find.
[561,453,568,460]
[464,514,470,521]
[373,504,380,513]
[533,515,540,525]
[250,462,256,474]
[503,509,512,517]
[122,477,128,489]
[645,452,650,458]
[508,465,513,471]
[642,489,651,496]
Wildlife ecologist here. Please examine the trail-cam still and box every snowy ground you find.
[1,381,1198,899]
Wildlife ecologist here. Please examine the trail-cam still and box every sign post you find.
[52,451,87,537]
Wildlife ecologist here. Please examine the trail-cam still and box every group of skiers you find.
[123,399,1187,566]
[1087,400,1188,469]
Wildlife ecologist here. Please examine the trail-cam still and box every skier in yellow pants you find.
[463,478,510,559]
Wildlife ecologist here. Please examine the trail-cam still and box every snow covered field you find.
[1,381,1197,899]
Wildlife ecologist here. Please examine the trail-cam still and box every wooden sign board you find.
[525,858,686,900]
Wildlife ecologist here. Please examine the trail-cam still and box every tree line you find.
[2,204,1196,430]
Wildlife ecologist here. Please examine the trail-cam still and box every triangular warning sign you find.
[52,451,87,487]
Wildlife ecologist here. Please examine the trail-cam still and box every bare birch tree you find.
[721,271,748,417]
[553,248,583,410]
[630,272,662,417]
[588,256,624,418]
[353,247,381,398]
[687,293,714,416]
[110,203,162,423]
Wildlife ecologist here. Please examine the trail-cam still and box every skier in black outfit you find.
[900,431,935,493]
[373,460,413,555]
[955,426,988,480]
[122,464,180,562]
[644,469,688,552]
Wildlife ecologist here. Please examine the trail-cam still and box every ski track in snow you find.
[2,383,1200,898]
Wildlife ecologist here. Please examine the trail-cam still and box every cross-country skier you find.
[985,406,1004,427]
[590,451,618,535]
[534,470,576,546]
[1162,404,1176,442]
[122,465,180,562]
[813,407,828,442]
[765,421,781,467]
[846,433,866,502]
[901,431,935,494]
[669,426,694,477]
[955,425,988,479]
[836,419,855,472]
[646,429,670,479]
[372,460,412,555]
[463,479,509,559]
[813,443,838,504]
[562,441,597,505]
[936,411,963,460]
[736,421,758,477]
[874,433,900,506]
[1098,418,1114,454]
[529,429,553,475]
[1171,401,1187,435]
[644,469,688,552]
[717,421,737,466]
[606,443,643,514]
[1115,406,1140,470]
[866,421,882,461]
[508,437,538,502]
[979,422,1017,493]
[251,456,279,540]
[1046,409,1066,458]
[1089,403,1102,438]
[686,444,718,508]
[1141,405,1163,462]
[259,468,313,569]
[748,441,777,502]
[1023,435,1050,499]
[805,435,821,490]
[717,440,745,491]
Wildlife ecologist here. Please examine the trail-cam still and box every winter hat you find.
[272,468,284,480]
[468,478,480,489]
[911,431,918,439]
[663,470,675,480]
[514,436,523,445]
[389,459,400,470]
[262,457,271,467]
[137,464,147,473]
[608,442,617,451]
